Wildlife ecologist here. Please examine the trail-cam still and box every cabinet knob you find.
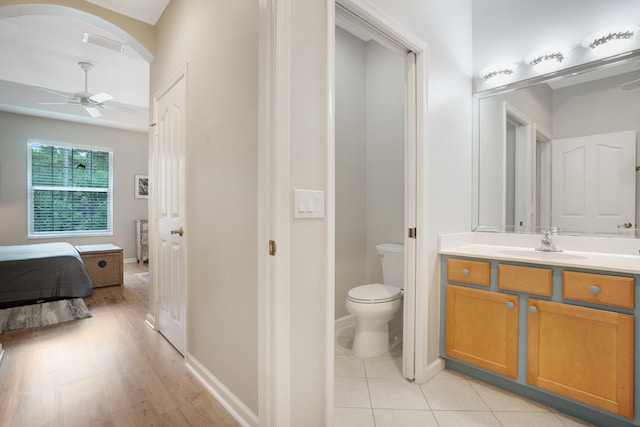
[529,306,538,314]
[589,285,601,295]
[506,301,515,309]
[461,268,470,277]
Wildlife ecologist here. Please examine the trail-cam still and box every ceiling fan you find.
[38,62,114,118]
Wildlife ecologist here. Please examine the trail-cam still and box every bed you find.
[0,242,93,308]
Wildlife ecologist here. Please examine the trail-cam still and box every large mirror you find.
[473,0,640,237]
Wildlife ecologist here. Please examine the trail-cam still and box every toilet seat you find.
[347,284,402,304]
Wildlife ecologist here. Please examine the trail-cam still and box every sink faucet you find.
[536,227,563,252]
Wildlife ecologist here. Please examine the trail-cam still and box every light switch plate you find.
[293,189,325,219]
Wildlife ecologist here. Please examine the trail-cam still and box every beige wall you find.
[151,0,259,415]
[0,111,148,258]
[364,40,405,281]
[335,27,368,319]
[288,0,332,423]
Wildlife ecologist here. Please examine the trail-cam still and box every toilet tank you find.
[376,243,404,288]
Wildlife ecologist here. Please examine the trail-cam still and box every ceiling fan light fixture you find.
[582,25,639,57]
[82,32,126,53]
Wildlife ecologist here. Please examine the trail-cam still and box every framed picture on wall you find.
[135,174,149,199]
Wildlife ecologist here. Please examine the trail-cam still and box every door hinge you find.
[408,227,417,239]
[269,240,277,256]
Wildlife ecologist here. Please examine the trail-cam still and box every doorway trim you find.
[534,125,553,227]
[503,102,532,229]
[326,0,430,421]
[258,1,292,426]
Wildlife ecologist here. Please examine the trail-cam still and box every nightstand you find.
[75,244,123,288]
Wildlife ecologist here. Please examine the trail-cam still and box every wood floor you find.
[0,263,241,427]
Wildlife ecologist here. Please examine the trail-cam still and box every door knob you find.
[171,227,184,236]
[617,222,633,229]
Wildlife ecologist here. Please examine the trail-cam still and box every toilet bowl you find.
[345,243,404,358]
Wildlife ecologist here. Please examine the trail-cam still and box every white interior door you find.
[153,67,187,355]
[403,51,416,380]
[552,130,636,233]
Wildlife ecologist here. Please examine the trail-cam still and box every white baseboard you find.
[124,258,138,264]
[424,357,446,382]
[186,353,258,427]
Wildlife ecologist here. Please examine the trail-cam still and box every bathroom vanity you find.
[439,241,640,427]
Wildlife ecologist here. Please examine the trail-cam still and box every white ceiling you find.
[0,1,170,132]
[473,0,640,78]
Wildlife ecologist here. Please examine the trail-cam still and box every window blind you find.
[28,141,113,237]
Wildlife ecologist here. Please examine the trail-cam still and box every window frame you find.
[27,139,114,239]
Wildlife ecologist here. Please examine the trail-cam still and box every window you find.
[28,140,113,238]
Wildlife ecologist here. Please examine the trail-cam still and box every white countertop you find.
[439,233,640,274]
[440,244,640,274]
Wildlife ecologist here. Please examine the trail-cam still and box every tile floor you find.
[334,324,595,427]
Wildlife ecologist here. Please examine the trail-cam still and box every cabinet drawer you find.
[563,271,634,309]
[447,258,490,286]
[81,252,123,287]
[498,264,552,296]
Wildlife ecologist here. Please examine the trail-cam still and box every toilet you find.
[346,243,404,358]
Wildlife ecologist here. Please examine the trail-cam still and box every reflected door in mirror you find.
[551,130,636,234]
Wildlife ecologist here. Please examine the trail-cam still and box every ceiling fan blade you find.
[38,102,74,105]
[621,78,640,91]
[102,103,138,114]
[89,92,114,104]
[83,105,102,118]
[36,86,73,99]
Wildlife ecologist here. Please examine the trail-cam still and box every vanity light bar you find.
[480,24,640,85]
